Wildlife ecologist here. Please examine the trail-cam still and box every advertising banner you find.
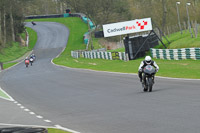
[103,18,152,37]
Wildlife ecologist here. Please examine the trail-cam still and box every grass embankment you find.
[156,30,200,49]
[0,42,29,63]
[28,18,200,79]
[0,27,37,69]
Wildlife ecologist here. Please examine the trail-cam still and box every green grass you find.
[0,87,11,99]
[0,26,37,71]
[90,37,103,50]
[20,31,26,40]
[157,30,200,49]
[26,27,37,49]
[108,47,125,52]
[0,42,29,63]
[3,62,17,69]
[53,56,200,79]
[48,128,71,133]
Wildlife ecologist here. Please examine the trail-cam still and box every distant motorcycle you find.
[142,65,156,92]
[29,58,34,66]
[31,21,36,26]
[25,59,30,68]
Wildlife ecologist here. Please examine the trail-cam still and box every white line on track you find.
[24,109,30,112]
[0,87,15,101]
[55,125,81,133]
[36,115,43,119]
[29,112,35,115]
[44,120,51,123]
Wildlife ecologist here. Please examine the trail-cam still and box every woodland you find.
[0,0,200,49]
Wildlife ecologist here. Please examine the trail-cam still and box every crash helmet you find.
[145,56,151,64]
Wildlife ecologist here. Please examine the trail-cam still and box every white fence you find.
[150,48,200,60]
[71,51,127,61]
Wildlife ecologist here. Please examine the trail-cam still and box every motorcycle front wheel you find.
[147,77,153,92]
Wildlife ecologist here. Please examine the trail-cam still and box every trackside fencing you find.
[150,48,200,60]
[71,51,127,61]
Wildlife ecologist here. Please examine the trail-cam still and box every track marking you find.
[0,87,15,101]
[44,120,51,123]
[36,115,43,119]
[24,109,30,112]
[29,112,35,115]
[55,125,81,133]
[20,106,25,109]
[1,90,82,133]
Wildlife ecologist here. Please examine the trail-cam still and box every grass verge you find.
[0,26,37,70]
[0,42,29,63]
[3,62,17,69]
[26,27,37,49]
[0,88,11,100]
[156,30,200,49]
[48,128,71,133]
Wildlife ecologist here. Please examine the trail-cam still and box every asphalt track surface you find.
[0,22,200,133]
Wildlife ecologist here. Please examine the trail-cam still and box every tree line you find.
[0,0,25,49]
[1,0,200,50]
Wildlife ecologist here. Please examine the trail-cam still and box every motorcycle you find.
[29,58,34,66]
[25,59,29,68]
[142,65,156,92]
[31,21,36,26]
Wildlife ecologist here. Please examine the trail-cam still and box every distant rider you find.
[31,21,36,26]
[30,54,36,61]
[138,56,159,83]
[25,57,30,65]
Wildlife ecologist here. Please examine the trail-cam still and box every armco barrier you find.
[150,48,200,60]
[71,51,127,61]
[25,14,63,19]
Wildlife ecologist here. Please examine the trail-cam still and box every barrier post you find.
[0,62,3,70]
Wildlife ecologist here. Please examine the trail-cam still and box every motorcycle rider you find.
[138,56,159,83]
[30,54,36,61]
[31,21,36,26]
[25,57,30,66]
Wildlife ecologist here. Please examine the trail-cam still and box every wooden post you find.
[167,26,170,37]
[183,21,187,33]
[195,20,198,37]
[0,62,3,70]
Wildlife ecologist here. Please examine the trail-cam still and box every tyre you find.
[143,79,148,92]
[0,127,28,132]
[143,87,148,92]
[13,128,48,133]
[0,127,47,133]
[148,78,153,92]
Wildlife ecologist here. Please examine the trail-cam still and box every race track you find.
[0,22,200,133]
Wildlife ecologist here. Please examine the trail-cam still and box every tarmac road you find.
[0,22,200,133]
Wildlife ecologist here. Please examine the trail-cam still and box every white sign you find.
[103,18,152,37]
